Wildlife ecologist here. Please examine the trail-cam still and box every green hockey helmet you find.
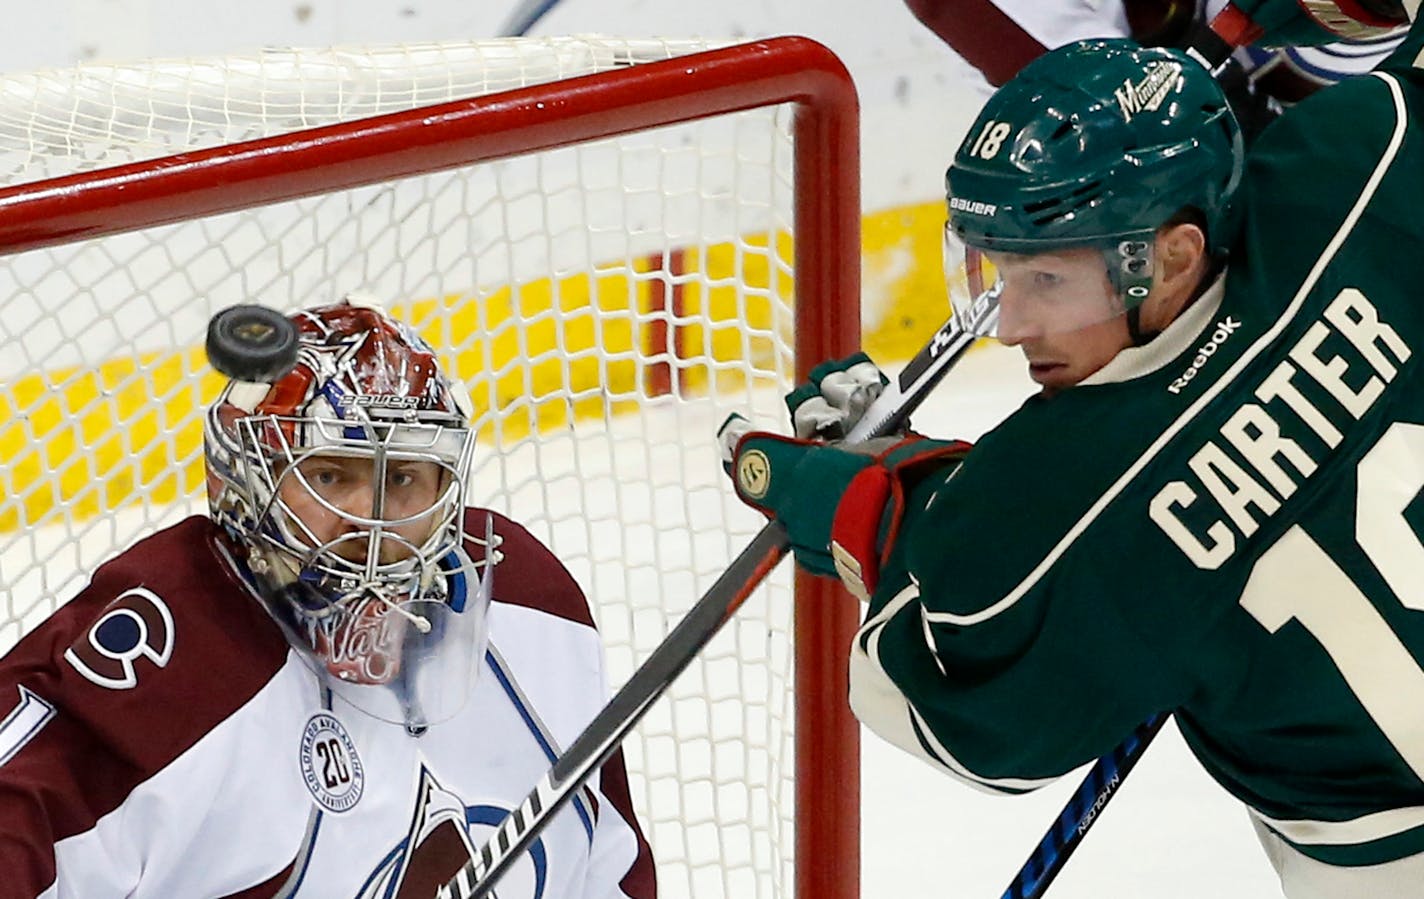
[944,39,1243,338]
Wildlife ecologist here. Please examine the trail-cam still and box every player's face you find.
[278,454,447,563]
[987,247,1130,394]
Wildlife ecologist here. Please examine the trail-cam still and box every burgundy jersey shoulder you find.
[2,516,290,774]
[463,508,594,629]
[0,517,293,858]
[904,0,1048,86]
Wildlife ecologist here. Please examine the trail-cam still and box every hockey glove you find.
[718,413,970,599]
[784,352,893,441]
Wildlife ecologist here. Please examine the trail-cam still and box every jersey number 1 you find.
[1241,421,1424,780]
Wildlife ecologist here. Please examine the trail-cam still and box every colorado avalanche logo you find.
[63,587,175,690]
[354,767,549,899]
[300,713,366,813]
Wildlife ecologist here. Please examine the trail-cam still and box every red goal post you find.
[0,36,861,897]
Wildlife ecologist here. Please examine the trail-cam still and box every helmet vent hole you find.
[1023,179,1105,226]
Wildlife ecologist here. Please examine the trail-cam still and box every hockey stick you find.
[495,0,563,37]
[436,307,990,899]
[998,713,1169,899]
[996,8,1264,897]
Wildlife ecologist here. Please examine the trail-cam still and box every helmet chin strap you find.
[1105,238,1158,347]
[1127,250,1227,348]
[1126,304,1158,347]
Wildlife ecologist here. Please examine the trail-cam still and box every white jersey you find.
[0,511,655,899]
[909,0,1403,94]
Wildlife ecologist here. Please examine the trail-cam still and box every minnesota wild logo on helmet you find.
[942,39,1244,338]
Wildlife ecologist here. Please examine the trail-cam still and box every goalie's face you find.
[204,299,497,727]
[279,454,448,567]
[271,451,461,690]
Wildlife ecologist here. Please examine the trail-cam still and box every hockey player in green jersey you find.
[721,5,1424,897]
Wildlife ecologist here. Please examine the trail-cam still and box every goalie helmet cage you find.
[0,35,860,898]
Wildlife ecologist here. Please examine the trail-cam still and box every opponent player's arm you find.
[1230,0,1411,44]
[901,0,1058,86]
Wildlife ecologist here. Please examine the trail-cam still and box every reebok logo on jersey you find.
[1115,61,1182,122]
[1168,317,1243,395]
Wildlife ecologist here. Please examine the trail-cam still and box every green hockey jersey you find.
[851,23,1424,868]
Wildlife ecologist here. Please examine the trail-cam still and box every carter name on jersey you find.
[1150,287,1412,569]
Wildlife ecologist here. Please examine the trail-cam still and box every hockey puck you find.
[205,305,300,382]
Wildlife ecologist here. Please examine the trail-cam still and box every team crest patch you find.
[64,587,175,690]
[300,712,366,813]
[352,766,551,899]
[737,448,771,499]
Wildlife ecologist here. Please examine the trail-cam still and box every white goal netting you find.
[0,36,859,898]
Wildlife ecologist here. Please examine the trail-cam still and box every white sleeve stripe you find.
[850,583,1056,794]
[904,698,1057,794]
[856,578,919,637]
[0,685,55,767]
[924,73,1411,629]
[1252,802,1424,847]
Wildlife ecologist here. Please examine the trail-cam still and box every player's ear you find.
[1154,221,1209,294]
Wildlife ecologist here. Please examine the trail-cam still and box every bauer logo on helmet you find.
[949,197,999,217]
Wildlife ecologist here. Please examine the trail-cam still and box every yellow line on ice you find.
[1,205,954,532]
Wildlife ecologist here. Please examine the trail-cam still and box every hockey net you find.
[0,36,860,898]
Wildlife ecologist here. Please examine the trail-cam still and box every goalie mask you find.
[943,39,1243,339]
[204,297,493,727]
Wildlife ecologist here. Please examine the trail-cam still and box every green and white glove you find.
[783,352,892,441]
[717,412,971,598]
[718,413,881,578]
